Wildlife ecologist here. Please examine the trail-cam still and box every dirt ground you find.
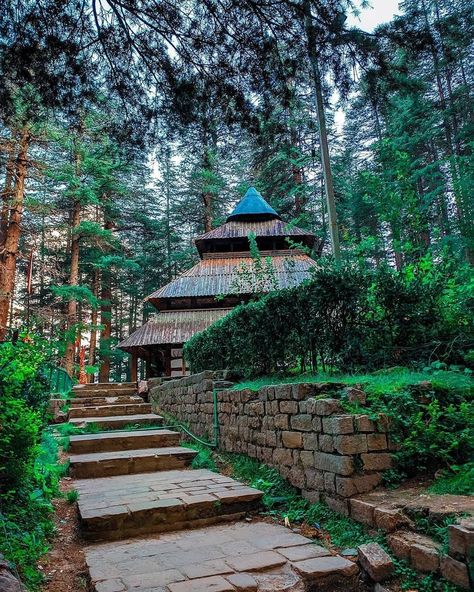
[40,475,89,592]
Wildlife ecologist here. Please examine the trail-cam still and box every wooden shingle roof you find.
[194,219,316,254]
[118,308,232,350]
[146,250,316,308]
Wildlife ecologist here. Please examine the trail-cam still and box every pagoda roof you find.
[118,308,232,351]
[195,218,316,254]
[226,187,281,221]
[146,250,316,308]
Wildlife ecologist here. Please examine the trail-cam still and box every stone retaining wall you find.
[149,372,396,511]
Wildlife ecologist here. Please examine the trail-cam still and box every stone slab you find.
[69,403,152,419]
[69,429,181,454]
[69,413,163,430]
[85,522,359,592]
[76,469,263,540]
[69,446,197,478]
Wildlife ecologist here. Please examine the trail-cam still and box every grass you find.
[66,489,79,504]
[233,367,473,396]
[428,463,474,496]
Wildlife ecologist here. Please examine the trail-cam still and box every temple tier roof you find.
[194,218,316,255]
[146,250,317,309]
[119,309,232,351]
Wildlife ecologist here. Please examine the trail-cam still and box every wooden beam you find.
[130,350,138,383]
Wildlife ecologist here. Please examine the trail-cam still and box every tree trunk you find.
[64,188,81,376]
[0,127,30,340]
[99,219,114,383]
[0,138,16,247]
[88,267,99,382]
[303,0,340,260]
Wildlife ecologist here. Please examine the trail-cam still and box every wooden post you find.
[130,351,138,383]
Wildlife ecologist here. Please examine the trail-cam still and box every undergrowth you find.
[0,430,66,589]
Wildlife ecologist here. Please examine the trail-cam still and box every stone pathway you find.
[67,382,360,592]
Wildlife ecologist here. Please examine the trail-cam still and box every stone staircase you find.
[66,382,360,592]
[68,382,163,430]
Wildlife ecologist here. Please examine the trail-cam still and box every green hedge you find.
[184,261,473,376]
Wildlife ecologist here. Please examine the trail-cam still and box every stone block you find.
[292,383,316,400]
[335,474,382,498]
[274,414,289,430]
[333,434,367,455]
[247,401,264,416]
[387,531,440,570]
[350,499,375,526]
[299,400,309,413]
[282,431,303,448]
[225,573,257,591]
[448,520,474,560]
[324,472,336,493]
[314,452,354,476]
[312,416,322,432]
[322,415,354,435]
[376,414,390,432]
[305,468,324,490]
[226,550,286,572]
[387,532,411,561]
[357,543,394,582]
[274,384,292,400]
[313,399,342,416]
[374,508,407,532]
[292,555,358,580]
[300,450,314,467]
[305,398,318,414]
[411,542,439,572]
[280,400,298,414]
[288,466,306,489]
[303,433,318,450]
[343,387,367,405]
[319,434,334,452]
[361,453,392,471]
[440,555,471,589]
[290,414,313,432]
[277,544,330,561]
[273,448,293,466]
[367,433,387,451]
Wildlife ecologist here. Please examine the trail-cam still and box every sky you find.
[348,0,401,31]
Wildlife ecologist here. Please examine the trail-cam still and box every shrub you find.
[185,260,471,375]
[0,338,60,588]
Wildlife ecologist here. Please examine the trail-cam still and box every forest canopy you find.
[0,0,473,380]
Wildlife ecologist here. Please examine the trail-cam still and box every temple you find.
[118,187,318,379]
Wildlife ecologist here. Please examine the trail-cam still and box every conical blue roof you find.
[226,187,281,222]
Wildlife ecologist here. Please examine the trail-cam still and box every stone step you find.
[69,429,181,454]
[69,413,163,430]
[69,446,197,478]
[85,521,359,592]
[69,403,152,419]
[76,468,263,541]
[70,395,144,407]
[72,386,137,398]
[73,382,136,391]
